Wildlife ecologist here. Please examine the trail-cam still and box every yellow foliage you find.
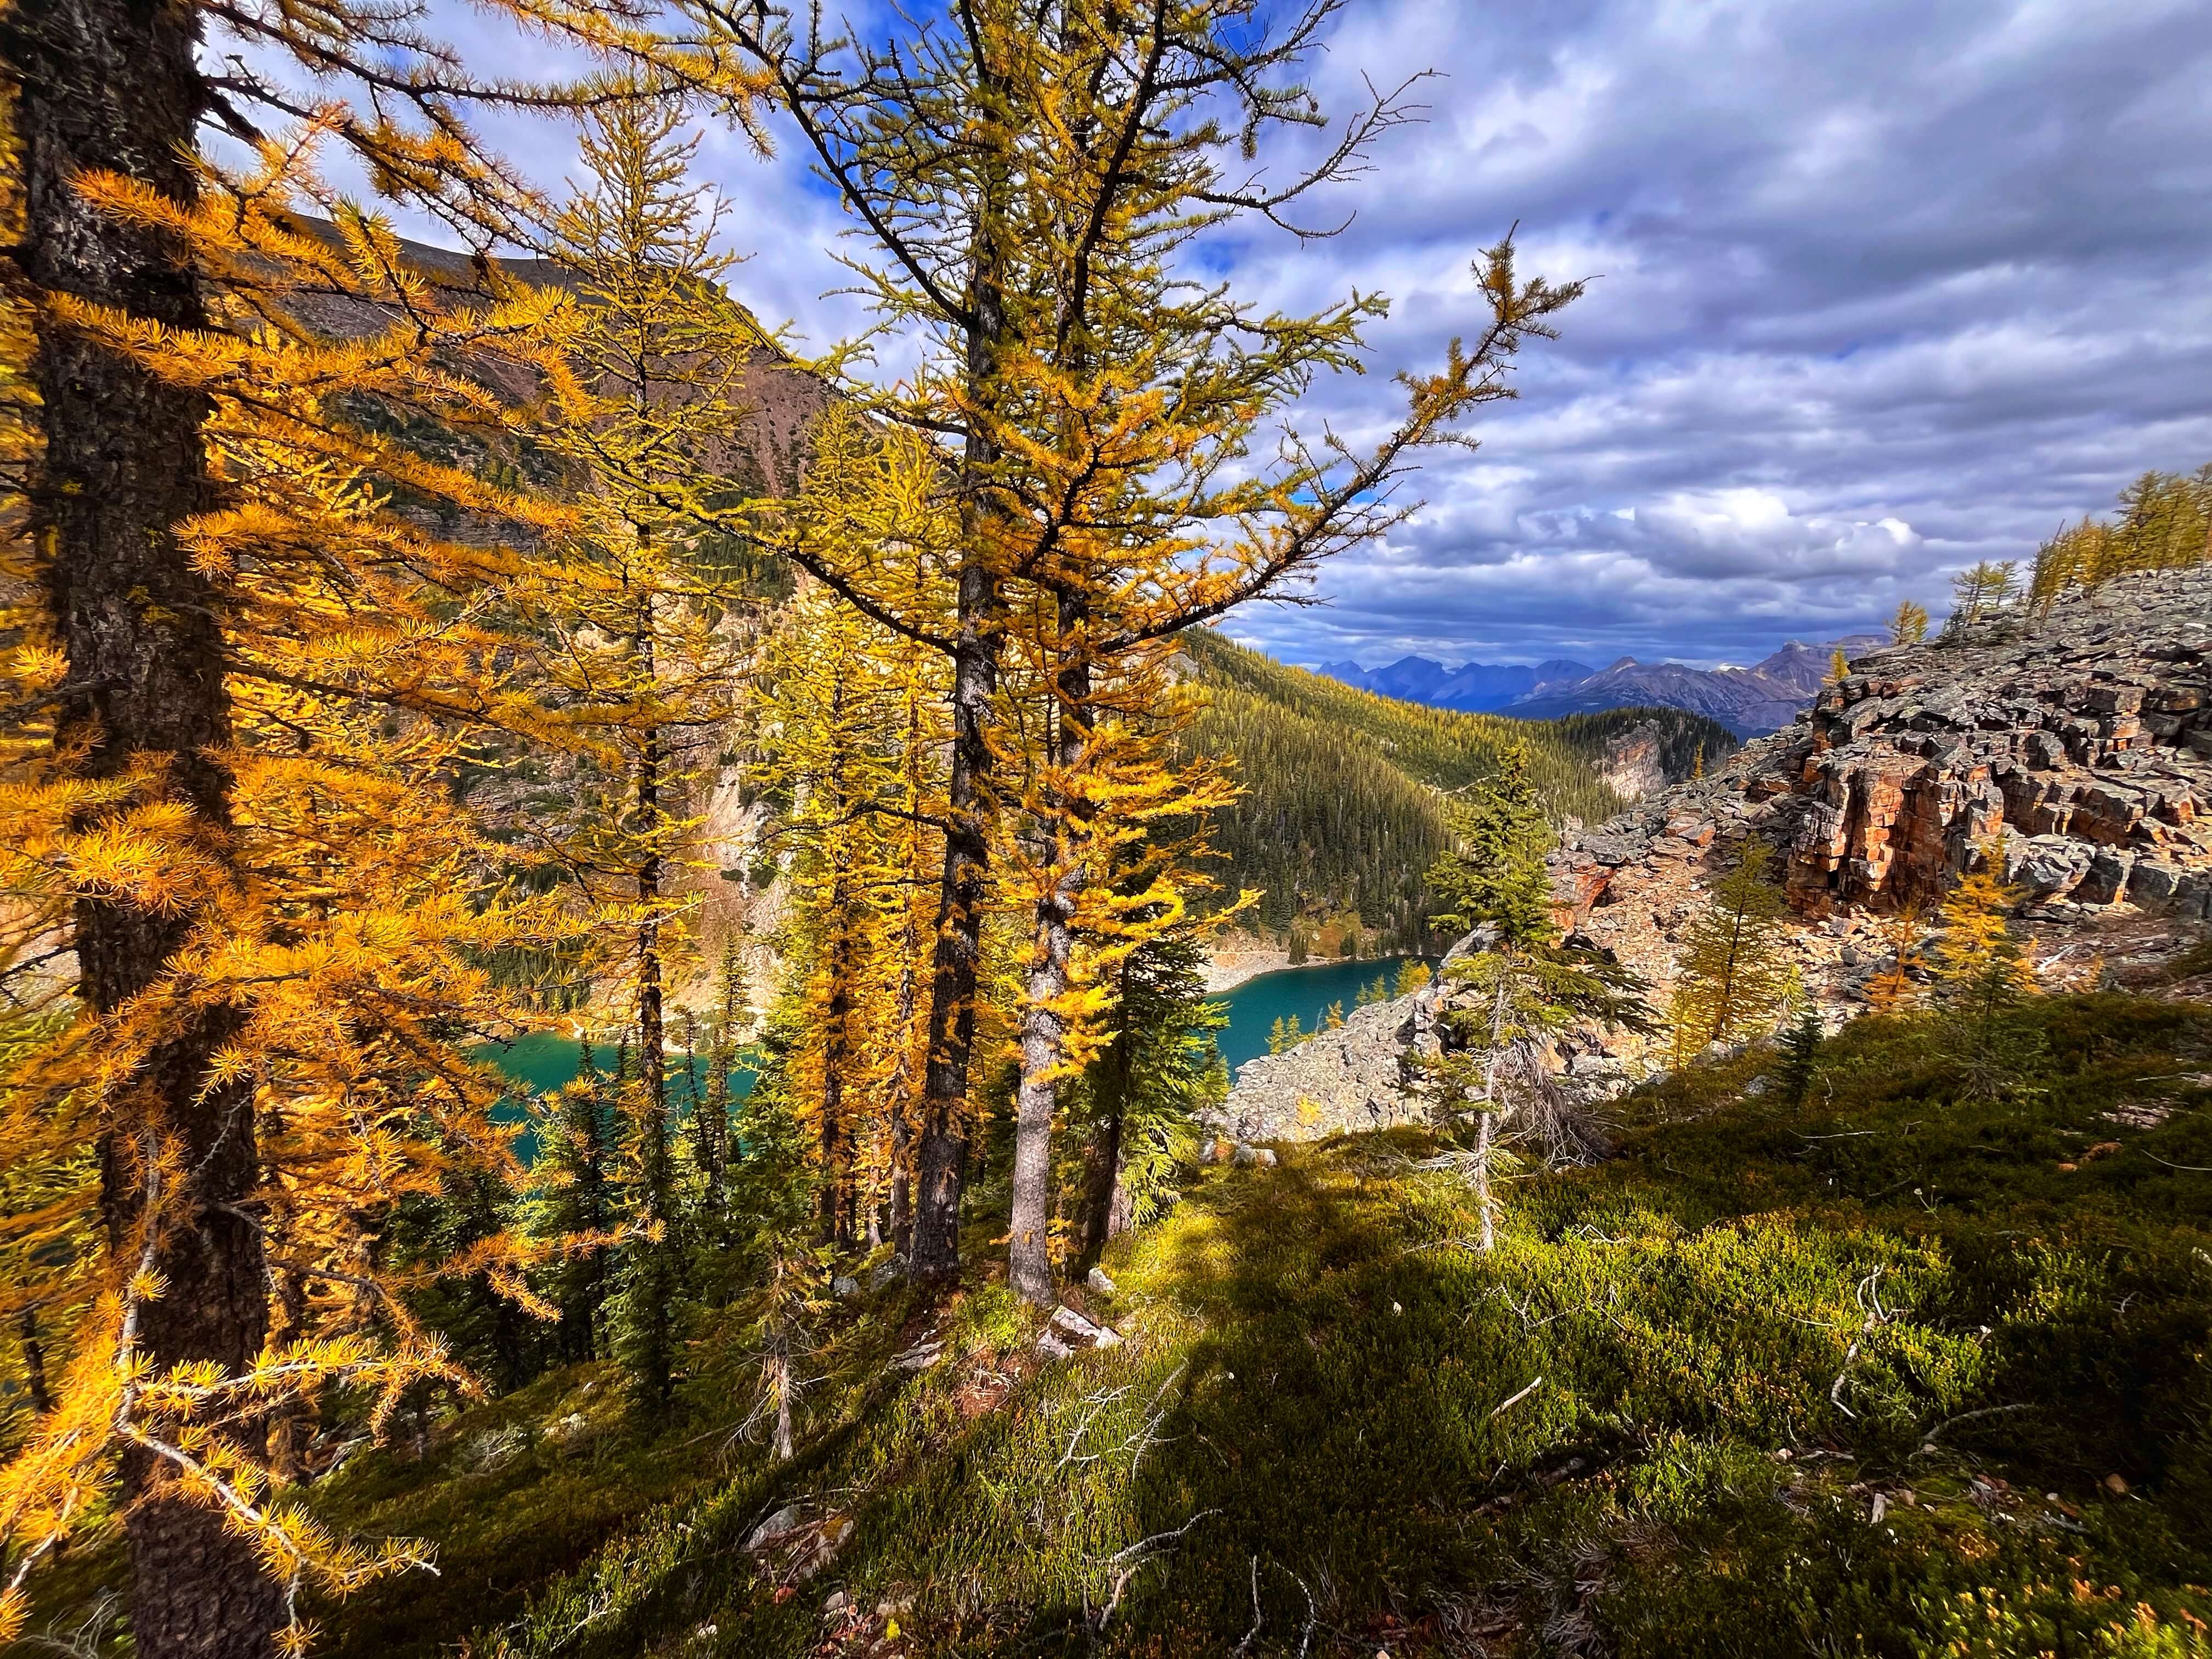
[1865,908,1926,1015]
[1,130,600,1641]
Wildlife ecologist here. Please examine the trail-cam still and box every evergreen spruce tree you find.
[1418,747,1652,1248]
[538,1042,614,1364]
[1076,928,1224,1257]
[611,1052,682,1414]
[728,1008,827,1464]
[695,938,751,1210]
[1771,1009,1823,1111]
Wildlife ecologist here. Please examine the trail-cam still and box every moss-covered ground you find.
[263,992,2212,1656]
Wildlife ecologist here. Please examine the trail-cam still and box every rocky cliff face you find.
[1553,566,2210,1011]
[1222,568,2212,1141]
[1597,721,1668,800]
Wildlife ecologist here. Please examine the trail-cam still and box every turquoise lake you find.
[479,956,1424,1103]
[1214,956,1424,1080]
[478,1029,761,1108]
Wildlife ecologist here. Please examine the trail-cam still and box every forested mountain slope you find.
[1178,631,1736,949]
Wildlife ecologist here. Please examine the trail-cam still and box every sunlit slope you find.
[1176,630,1737,946]
[300,985,2212,1659]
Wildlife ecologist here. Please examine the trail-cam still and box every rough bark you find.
[4,0,287,1645]
[770,1343,793,1463]
[908,211,1008,1282]
[887,1023,913,1254]
[1008,907,1071,1304]
[1008,594,1091,1306]
[1476,966,1511,1254]
[630,596,675,1407]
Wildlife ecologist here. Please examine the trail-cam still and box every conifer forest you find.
[1,2,2210,1656]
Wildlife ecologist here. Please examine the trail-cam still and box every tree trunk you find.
[888,1103,912,1254]
[16,1311,50,1418]
[770,1341,793,1463]
[7,0,290,1647]
[1474,1108,1497,1253]
[909,205,1009,1282]
[1008,592,1091,1306]
[1008,906,1071,1304]
[1080,1019,1130,1262]
[820,933,853,1242]
[1476,965,1510,1253]
[631,596,674,1407]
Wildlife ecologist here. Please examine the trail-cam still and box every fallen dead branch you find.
[1829,1267,1894,1421]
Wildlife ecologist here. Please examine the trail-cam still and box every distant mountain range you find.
[1317,634,1887,738]
[1312,656,1599,711]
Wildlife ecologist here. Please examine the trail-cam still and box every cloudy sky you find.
[1190,0,2212,671]
[303,0,2212,671]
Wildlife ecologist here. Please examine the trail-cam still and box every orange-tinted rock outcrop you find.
[1550,566,2212,1010]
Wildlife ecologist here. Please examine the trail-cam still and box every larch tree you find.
[0,149,608,1650]
[694,0,1581,1293]
[1865,907,1926,1015]
[1944,560,2021,631]
[1669,839,1794,1060]
[751,410,954,1252]
[1929,842,2040,1099]
[1889,600,1929,646]
[757,584,906,1247]
[2030,462,2210,608]
[522,98,788,1411]
[0,0,763,1632]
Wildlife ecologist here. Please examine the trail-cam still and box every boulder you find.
[2130,861,2185,912]
[1037,1304,1121,1362]
[888,1335,945,1374]
[2075,849,2135,906]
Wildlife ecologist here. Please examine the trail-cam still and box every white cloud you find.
[218,0,2212,668]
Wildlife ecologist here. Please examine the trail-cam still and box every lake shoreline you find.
[1211,955,1427,1079]
[1201,941,1291,992]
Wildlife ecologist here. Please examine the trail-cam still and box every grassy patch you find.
[262,994,2212,1655]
